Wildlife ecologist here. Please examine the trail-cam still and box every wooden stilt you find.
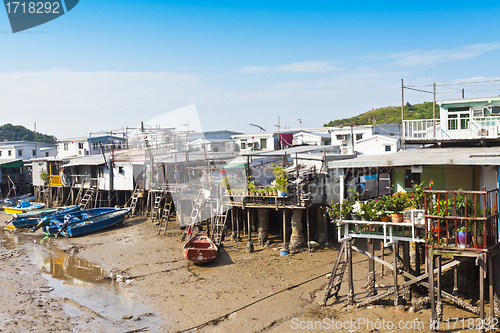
[436,255,442,320]
[402,241,411,304]
[367,238,376,297]
[347,240,354,305]
[415,242,421,277]
[282,210,286,245]
[380,240,385,276]
[246,209,253,253]
[488,254,494,320]
[429,251,436,330]
[393,243,399,306]
[480,253,485,331]
[306,207,310,252]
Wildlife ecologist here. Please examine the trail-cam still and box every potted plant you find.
[351,201,362,220]
[40,170,49,185]
[327,199,353,225]
[386,193,408,222]
[457,226,472,248]
[272,164,289,196]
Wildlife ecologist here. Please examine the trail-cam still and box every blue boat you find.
[9,205,81,229]
[42,207,131,237]
[4,201,45,214]
[0,195,35,210]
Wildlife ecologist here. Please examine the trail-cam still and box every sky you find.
[1,1,500,139]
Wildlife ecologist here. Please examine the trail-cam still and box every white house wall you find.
[355,137,399,155]
[112,163,135,191]
[32,161,47,186]
[479,166,497,191]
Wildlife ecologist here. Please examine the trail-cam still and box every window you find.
[404,169,420,188]
[17,150,22,157]
[213,147,219,152]
[460,113,469,130]
[93,142,99,151]
[385,145,391,152]
[78,142,84,149]
[260,138,267,149]
[8,150,11,156]
[45,152,49,157]
[32,150,36,156]
[356,134,363,141]
[448,114,458,130]
[241,139,247,150]
[336,134,349,141]
[64,143,69,150]
[0,151,2,156]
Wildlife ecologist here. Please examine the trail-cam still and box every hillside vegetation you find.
[324,102,435,127]
[0,124,57,144]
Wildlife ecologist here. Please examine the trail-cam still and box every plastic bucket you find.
[280,249,290,256]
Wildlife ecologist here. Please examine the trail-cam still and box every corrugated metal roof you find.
[327,147,500,169]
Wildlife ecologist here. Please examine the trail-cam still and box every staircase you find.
[157,195,173,235]
[79,186,96,209]
[322,241,348,305]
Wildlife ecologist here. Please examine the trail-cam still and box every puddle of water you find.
[1,227,165,332]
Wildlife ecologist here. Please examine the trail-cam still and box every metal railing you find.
[403,117,500,141]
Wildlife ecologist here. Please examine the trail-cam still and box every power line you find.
[404,78,500,88]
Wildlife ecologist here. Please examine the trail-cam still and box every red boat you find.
[183,232,218,264]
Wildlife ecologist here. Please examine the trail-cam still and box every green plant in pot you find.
[272,164,288,196]
[327,199,353,227]
[386,193,408,222]
[40,170,49,185]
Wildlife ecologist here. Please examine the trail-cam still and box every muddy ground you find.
[0,212,490,332]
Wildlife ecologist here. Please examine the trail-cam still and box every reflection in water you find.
[1,227,165,332]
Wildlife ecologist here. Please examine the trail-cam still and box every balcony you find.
[403,117,500,144]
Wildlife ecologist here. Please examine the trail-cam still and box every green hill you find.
[324,102,435,127]
[0,124,57,144]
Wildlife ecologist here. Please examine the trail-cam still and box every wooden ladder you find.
[181,189,206,241]
[158,196,173,235]
[79,186,96,209]
[322,241,348,305]
[211,202,229,247]
[151,193,163,225]
[129,187,142,216]
[18,182,30,196]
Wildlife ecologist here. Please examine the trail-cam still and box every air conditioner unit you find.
[225,142,239,152]
[78,149,88,156]
[478,128,489,137]
[341,146,354,155]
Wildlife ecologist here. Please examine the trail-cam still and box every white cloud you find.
[240,61,336,74]
[386,42,500,68]
[275,61,336,73]
[240,66,271,74]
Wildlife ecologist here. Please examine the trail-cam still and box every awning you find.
[218,163,247,170]
[0,160,24,168]
[63,159,106,167]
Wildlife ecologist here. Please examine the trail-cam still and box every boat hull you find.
[4,202,45,214]
[11,205,81,228]
[42,208,130,237]
[183,233,218,264]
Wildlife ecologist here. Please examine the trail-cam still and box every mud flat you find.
[0,212,474,332]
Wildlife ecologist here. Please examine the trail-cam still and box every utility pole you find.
[401,79,404,149]
[433,83,436,138]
